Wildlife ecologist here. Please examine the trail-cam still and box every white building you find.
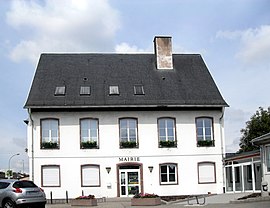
[24,36,228,199]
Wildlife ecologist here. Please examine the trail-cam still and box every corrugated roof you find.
[24,53,228,109]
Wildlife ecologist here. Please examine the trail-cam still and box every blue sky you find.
[0,0,270,173]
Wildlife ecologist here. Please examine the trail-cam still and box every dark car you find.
[0,179,46,208]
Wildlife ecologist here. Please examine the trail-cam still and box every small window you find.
[55,86,66,95]
[41,165,60,187]
[134,85,145,95]
[109,86,119,95]
[80,86,91,95]
[198,162,216,184]
[81,165,100,187]
[160,163,178,185]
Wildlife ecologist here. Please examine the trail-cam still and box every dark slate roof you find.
[24,53,228,109]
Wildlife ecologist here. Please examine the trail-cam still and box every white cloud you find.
[114,42,147,53]
[224,108,252,153]
[6,0,121,64]
[216,25,270,66]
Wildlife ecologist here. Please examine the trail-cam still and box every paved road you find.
[46,200,270,208]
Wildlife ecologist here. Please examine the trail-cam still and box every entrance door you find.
[120,169,140,197]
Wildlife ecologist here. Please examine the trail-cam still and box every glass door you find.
[120,169,140,197]
[243,164,253,191]
[234,166,242,191]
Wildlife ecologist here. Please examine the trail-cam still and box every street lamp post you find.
[8,153,20,179]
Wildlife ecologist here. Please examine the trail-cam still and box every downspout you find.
[219,107,226,193]
[28,108,34,182]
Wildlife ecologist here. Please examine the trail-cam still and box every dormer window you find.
[134,85,145,95]
[80,86,91,96]
[109,86,119,95]
[55,86,66,96]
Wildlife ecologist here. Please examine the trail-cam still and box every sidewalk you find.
[46,194,270,208]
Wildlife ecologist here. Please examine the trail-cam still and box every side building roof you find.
[24,53,228,110]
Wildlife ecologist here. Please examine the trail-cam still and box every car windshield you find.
[13,181,37,188]
[0,182,10,189]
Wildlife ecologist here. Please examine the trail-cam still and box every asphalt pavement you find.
[46,193,270,208]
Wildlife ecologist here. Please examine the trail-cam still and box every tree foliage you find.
[239,107,270,152]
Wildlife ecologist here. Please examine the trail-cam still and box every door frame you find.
[116,162,144,197]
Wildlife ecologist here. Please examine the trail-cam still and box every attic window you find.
[55,86,66,96]
[109,86,119,95]
[80,86,91,95]
[134,85,145,95]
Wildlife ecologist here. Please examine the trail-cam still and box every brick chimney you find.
[154,36,173,69]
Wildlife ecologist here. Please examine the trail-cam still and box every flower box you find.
[131,198,161,206]
[81,141,98,149]
[132,193,161,206]
[71,199,97,206]
[41,142,59,149]
[120,141,137,148]
[159,140,176,148]
[71,195,97,206]
[197,140,215,147]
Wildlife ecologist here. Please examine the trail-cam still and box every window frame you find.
[159,163,178,185]
[158,117,177,148]
[195,117,214,147]
[80,118,99,149]
[119,118,138,149]
[41,165,61,187]
[40,118,60,149]
[197,162,216,184]
[81,164,101,187]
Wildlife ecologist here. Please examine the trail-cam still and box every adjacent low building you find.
[252,132,270,195]
[24,36,228,199]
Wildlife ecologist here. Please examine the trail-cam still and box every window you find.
[109,85,119,95]
[196,117,214,147]
[81,165,100,187]
[80,86,91,95]
[55,86,66,95]
[134,85,145,95]
[160,163,178,185]
[80,118,99,149]
[266,146,270,172]
[41,119,59,149]
[198,162,216,184]
[119,118,138,148]
[158,118,176,147]
[41,165,60,187]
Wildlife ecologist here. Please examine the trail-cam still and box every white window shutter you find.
[198,163,215,183]
[82,166,100,186]
[42,166,60,186]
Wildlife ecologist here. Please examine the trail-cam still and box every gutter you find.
[219,107,226,193]
[27,108,34,182]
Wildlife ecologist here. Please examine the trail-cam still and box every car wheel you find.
[3,199,17,208]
